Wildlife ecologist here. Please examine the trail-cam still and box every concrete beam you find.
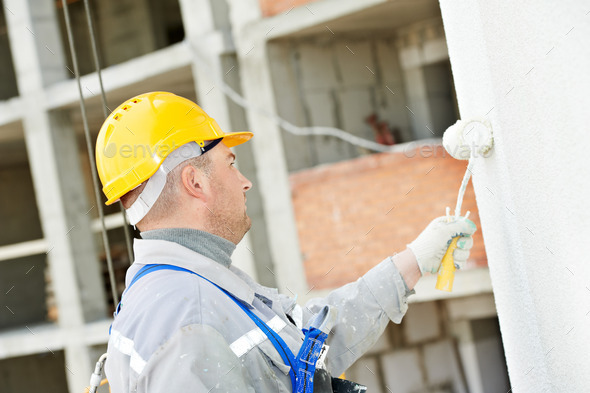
[445,293,498,321]
[0,319,110,360]
[410,267,493,303]
[303,267,493,304]
[0,323,66,360]
[44,42,193,111]
[0,239,48,262]
[0,212,129,263]
[0,97,24,129]
[241,0,387,41]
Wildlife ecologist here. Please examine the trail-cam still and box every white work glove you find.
[407,216,477,275]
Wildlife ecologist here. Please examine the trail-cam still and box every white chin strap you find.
[125,141,207,226]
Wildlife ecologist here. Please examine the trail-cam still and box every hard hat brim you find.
[221,131,253,148]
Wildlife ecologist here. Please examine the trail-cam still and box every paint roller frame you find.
[436,118,494,292]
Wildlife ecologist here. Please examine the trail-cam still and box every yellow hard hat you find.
[96,91,253,205]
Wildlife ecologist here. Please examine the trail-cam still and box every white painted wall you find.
[439,1,590,391]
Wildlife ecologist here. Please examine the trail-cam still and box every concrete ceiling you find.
[282,0,442,38]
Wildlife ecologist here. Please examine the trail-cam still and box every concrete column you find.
[452,320,485,393]
[226,0,309,295]
[440,1,590,391]
[178,0,258,280]
[401,66,434,140]
[28,0,67,85]
[3,0,66,91]
[4,1,106,391]
[397,21,453,139]
[398,29,434,140]
[47,110,107,322]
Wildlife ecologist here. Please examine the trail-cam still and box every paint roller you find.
[435,118,494,292]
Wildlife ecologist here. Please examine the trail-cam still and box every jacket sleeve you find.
[302,255,413,376]
[136,324,254,393]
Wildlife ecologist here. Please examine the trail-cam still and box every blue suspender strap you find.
[115,264,329,393]
[113,264,163,318]
[224,289,298,392]
[111,264,163,332]
[296,327,328,393]
[129,264,165,287]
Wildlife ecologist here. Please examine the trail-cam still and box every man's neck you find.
[140,228,236,268]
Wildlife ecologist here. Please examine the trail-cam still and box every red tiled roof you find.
[290,144,487,289]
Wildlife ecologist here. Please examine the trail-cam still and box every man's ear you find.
[180,164,208,201]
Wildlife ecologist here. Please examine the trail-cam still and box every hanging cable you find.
[82,0,134,265]
[61,0,119,305]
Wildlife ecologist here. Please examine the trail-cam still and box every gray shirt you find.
[105,229,412,392]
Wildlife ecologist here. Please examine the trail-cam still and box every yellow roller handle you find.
[84,378,109,393]
[435,237,460,292]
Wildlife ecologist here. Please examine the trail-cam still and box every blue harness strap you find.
[114,263,328,393]
[297,327,328,393]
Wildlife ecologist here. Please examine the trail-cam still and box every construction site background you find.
[0,0,511,392]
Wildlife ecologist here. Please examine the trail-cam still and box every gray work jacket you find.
[105,238,412,392]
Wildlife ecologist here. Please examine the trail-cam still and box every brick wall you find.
[259,0,320,17]
[290,144,487,290]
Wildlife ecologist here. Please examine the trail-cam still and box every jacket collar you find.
[132,238,255,305]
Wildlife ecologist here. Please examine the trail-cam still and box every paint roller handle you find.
[435,237,460,292]
[407,216,476,278]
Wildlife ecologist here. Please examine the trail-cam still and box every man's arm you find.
[301,216,477,376]
[302,252,413,376]
[392,248,421,289]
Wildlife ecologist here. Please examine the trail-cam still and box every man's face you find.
[205,142,253,244]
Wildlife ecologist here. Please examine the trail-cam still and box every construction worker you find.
[96,92,476,392]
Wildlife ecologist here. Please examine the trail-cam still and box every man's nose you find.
[241,173,252,192]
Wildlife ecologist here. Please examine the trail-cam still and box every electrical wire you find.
[187,42,400,154]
